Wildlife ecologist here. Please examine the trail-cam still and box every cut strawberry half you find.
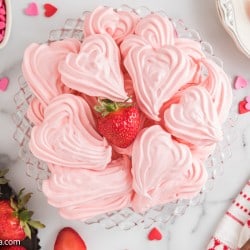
[54,227,87,250]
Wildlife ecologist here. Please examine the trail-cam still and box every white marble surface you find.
[0,0,250,249]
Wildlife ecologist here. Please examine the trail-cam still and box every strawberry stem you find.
[94,98,132,117]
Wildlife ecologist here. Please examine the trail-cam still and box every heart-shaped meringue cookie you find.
[177,159,208,199]
[131,125,192,212]
[22,38,81,106]
[59,34,128,102]
[84,6,139,44]
[30,94,112,170]
[43,157,132,221]
[164,86,223,147]
[135,13,175,48]
[26,97,44,125]
[200,58,233,123]
[123,45,194,120]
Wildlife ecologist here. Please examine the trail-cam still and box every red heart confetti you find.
[238,100,250,114]
[44,3,57,17]
[147,227,162,241]
[234,76,248,90]
[24,2,39,16]
[0,77,9,91]
[247,220,250,228]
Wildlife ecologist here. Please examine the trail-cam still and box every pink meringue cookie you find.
[176,159,208,199]
[120,34,148,58]
[83,6,139,44]
[26,97,44,125]
[123,44,195,120]
[22,38,81,106]
[30,94,112,170]
[59,34,128,102]
[131,125,192,212]
[175,38,205,84]
[200,58,233,123]
[175,38,205,62]
[163,86,223,147]
[190,143,216,162]
[120,13,175,57]
[134,13,175,48]
[43,156,133,221]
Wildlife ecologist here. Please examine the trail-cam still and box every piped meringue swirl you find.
[59,34,128,102]
[200,58,233,123]
[134,13,175,48]
[26,98,44,125]
[22,38,81,106]
[30,94,112,170]
[43,157,133,221]
[123,45,195,120]
[131,125,192,212]
[163,86,223,146]
[84,6,139,44]
[177,159,208,199]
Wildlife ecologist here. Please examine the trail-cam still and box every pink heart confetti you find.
[0,77,9,91]
[24,2,39,16]
[234,76,248,89]
[245,96,250,110]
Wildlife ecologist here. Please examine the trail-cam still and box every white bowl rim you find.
[215,0,250,58]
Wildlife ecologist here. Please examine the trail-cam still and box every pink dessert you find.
[22,6,233,220]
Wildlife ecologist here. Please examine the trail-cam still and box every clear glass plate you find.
[13,5,238,230]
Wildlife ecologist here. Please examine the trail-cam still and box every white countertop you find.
[0,0,250,249]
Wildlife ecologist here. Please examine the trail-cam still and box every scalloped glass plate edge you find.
[12,5,238,230]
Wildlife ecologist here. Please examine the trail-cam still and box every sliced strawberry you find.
[95,99,140,148]
[54,227,87,250]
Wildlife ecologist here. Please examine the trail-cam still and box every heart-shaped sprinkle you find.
[24,2,39,16]
[238,100,250,114]
[148,227,162,241]
[247,220,250,228]
[0,77,9,91]
[245,96,250,110]
[234,76,248,89]
[44,3,57,17]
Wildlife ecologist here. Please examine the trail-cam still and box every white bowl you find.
[0,0,11,49]
[216,0,250,58]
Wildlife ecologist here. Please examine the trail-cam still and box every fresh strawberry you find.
[0,189,45,241]
[54,227,87,250]
[1,246,26,250]
[95,99,140,148]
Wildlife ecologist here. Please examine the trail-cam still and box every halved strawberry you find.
[54,227,87,250]
[95,99,140,148]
